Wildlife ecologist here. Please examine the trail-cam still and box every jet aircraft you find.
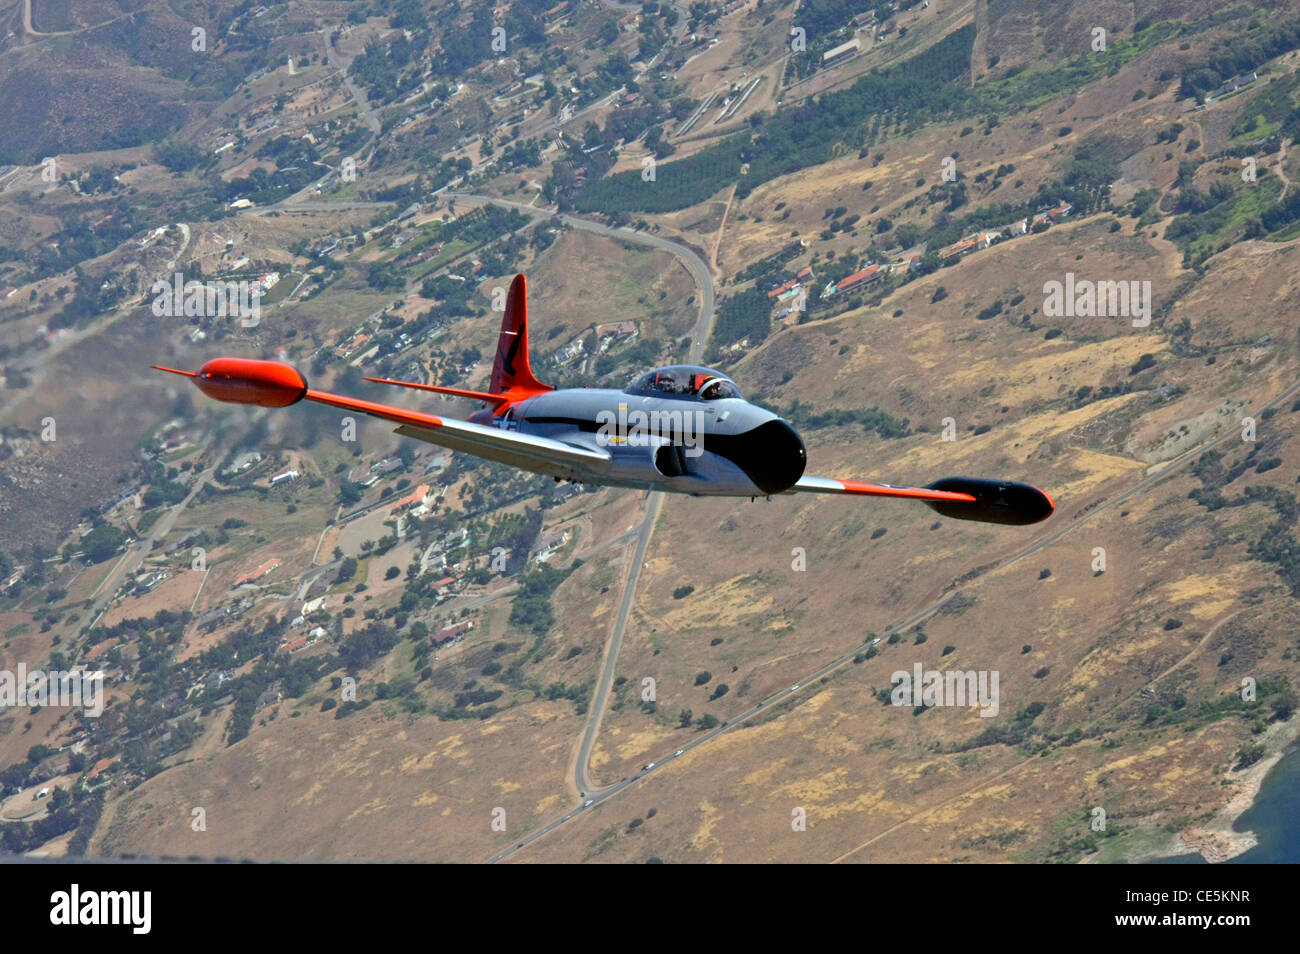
[153,274,1054,525]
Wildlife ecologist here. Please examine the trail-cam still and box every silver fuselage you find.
[471,388,807,496]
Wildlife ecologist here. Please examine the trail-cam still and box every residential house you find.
[233,559,280,587]
[430,620,473,645]
[834,265,882,294]
[940,238,978,258]
[391,483,431,514]
[767,278,800,299]
[533,529,571,562]
[823,38,861,63]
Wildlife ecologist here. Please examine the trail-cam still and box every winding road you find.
[324,26,382,136]
[21,0,143,39]
[73,438,218,644]
[442,192,715,355]
[440,191,721,846]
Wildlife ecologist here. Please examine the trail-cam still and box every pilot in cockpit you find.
[700,379,725,400]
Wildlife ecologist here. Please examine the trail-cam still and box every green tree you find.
[82,522,126,563]
[337,557,359,584]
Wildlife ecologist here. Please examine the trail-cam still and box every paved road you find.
[249,26,383,210]
[442,192,715,357]
[520,88,626,141]
[267,201,393,213]
[73,442,218,644]
[165,223,191,272]
[325,27,382,135]
[572,492,664,796]
[448,190,723,852]
[21,0,142,38]
[445,191,718,798]
[458,186,724,860]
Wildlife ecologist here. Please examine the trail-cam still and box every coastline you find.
[1128,717,1300,864]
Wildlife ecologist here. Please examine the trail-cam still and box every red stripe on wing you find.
[304,390,445,430]
[837,480,977,502]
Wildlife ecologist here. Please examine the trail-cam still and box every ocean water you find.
[1148,743,1300,864]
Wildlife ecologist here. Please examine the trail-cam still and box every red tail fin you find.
[490,274,550,398]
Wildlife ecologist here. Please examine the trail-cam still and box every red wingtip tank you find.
[152,358,308,408]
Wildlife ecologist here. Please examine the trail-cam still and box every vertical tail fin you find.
[490,274,550,398]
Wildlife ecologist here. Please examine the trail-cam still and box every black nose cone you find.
[734,419,807,495]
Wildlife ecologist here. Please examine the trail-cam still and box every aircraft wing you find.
[789,475,1054,525]
[151,358,608,477]
[304,389,610,475]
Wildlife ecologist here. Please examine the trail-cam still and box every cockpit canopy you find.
[625,365,742,401]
